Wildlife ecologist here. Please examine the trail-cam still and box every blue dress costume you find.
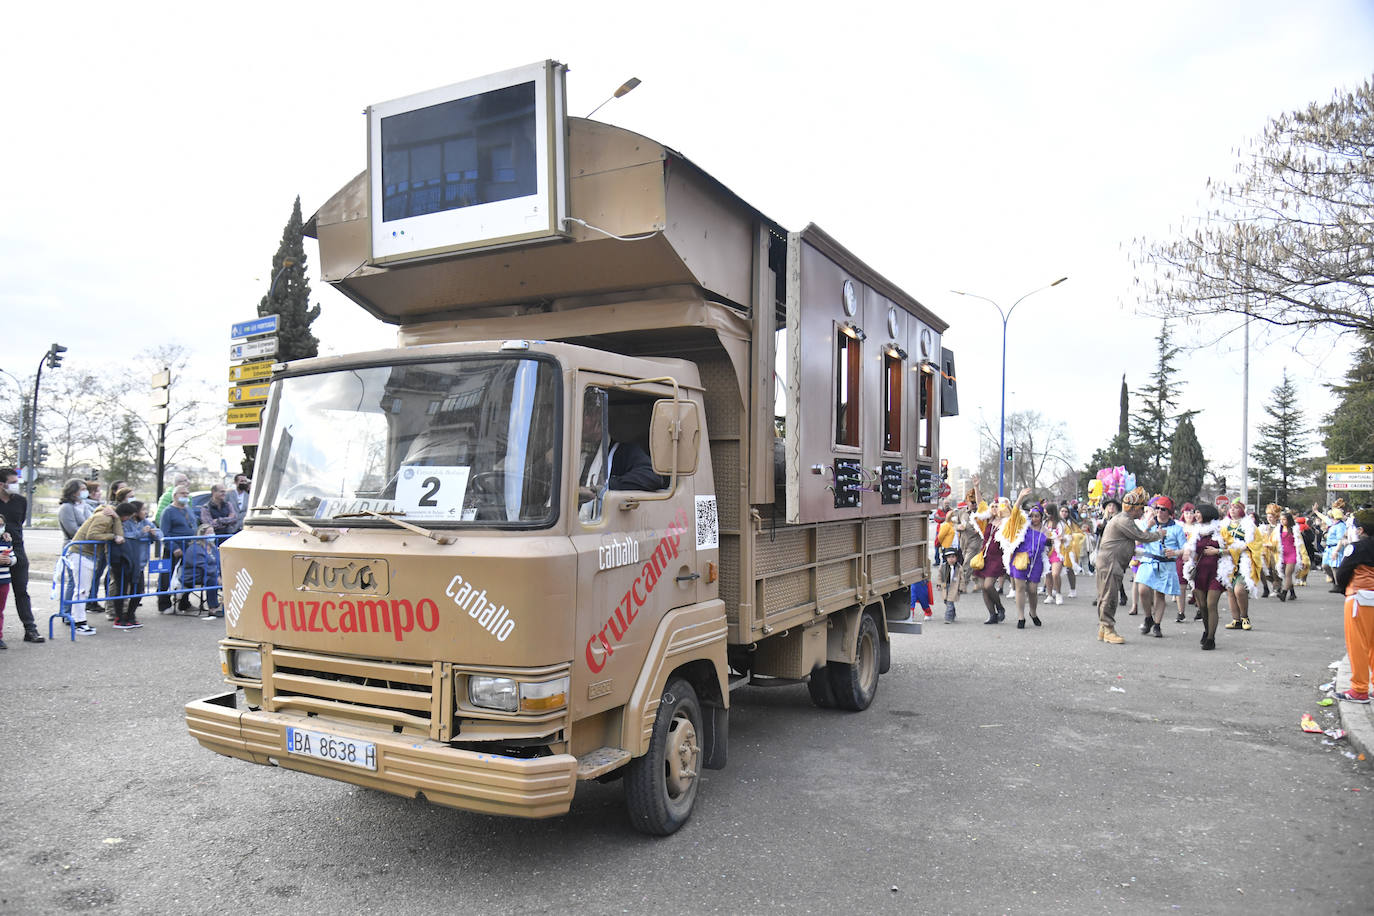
[1324,520,1348,568]
[1137,520,1186,595]
[1008,527,1050,582]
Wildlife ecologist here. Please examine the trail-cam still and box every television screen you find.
[368,61,567,265]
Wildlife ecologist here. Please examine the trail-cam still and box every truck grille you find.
[263,649,446,739]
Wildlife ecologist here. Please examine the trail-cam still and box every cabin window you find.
[883,351,902,452]
[835,329,862,447]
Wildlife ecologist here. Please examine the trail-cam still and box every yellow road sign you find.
[228,360,274,383]
[227,406,262,425]
[1327,463,1373,474]
[228,383,270,404]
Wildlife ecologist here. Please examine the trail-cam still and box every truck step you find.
[727,673,751,693]
[576,746,632,780]
[887,619,923,634]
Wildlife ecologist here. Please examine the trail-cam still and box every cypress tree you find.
[1163,415,1206,503]
[244,196,321,475]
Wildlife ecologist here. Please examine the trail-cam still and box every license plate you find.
[284,726,377,771]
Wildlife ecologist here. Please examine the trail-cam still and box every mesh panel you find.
[817,560,857,601]
[763,569,814,616]
[710,440,740,530]
[720,533,740,621]
[866,518,899,550]
[755,526,811,573]
[818,523,861,560]
[870,550,897,583]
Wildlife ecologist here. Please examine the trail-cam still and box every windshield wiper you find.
[248,504,340,541]
[331,509,456,545]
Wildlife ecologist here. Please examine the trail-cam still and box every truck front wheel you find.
[625,677,702,835]
[829,612,880,711]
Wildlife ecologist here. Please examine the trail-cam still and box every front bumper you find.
[185,691,577,818]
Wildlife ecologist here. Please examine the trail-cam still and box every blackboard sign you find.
[881,461,904,504]
[833,459,863,509]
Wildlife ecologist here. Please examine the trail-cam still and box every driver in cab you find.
[579,405,666,520]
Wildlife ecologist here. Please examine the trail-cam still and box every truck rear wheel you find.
[829,613,880,711]
[625,677,702,835]
[806,664,838,708]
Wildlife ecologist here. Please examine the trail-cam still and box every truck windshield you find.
[250,355,560,527]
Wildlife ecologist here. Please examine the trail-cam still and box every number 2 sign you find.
[396,465,471,519]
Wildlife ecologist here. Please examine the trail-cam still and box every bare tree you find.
[110,344,217,488]
[41,369,116,480]
[1136,76,1374,338]
[977,410,1076,496]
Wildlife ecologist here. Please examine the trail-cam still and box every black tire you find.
[625,677,702,836]
[806,664,837,709]
[829,613,880,711]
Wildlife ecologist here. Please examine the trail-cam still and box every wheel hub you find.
[664,713,700,799]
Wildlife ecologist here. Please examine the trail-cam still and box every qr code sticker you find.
[695,496,719,550]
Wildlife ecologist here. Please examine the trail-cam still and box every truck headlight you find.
[232,648,262,679]
[469,676,519,712]
[467,675,569,713]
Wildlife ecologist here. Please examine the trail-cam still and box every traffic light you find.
[46,343,67,369]
[34,442,49,464]
[915,464,936,503]
[1004,445,1014,463]
[939,457,949,480]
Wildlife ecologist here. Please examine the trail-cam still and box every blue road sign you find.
[230,315,279,339]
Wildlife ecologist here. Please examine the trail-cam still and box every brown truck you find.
[185,61,957,835]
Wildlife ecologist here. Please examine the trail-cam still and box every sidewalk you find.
[1335,654,1374,762]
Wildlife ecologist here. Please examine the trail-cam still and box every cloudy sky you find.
[3,1,1371,488]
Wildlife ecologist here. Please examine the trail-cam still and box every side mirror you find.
[649,398,700,477]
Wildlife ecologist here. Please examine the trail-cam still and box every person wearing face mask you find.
[158,486,197,613]
[156,473,191,519]
[56,479,93,613]
[0,467,44,644]
[57,478,93,545]
[229,474,251,530]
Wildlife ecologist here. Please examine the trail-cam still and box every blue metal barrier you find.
[49,534,231,640]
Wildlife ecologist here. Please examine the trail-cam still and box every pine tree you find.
[1323,330,1374,465]
[1252,370,1310,506]
[1129,324,1189,493]
[104,411,152,488]
[260,196,320,361]
[1163,415,1206,503]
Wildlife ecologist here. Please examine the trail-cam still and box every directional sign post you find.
[151,368,171,499]
[228,360,274,383]
[1327,462,1373,491]
[230,338,278,361]
[230,315,279,339]
[227,406,263,426]
[228,383,271,404]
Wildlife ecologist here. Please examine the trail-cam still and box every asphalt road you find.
[2,546,1370,915]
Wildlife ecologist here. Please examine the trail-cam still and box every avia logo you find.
[225,568,253,627]
[586,509,688,674]
[293,556,389,596]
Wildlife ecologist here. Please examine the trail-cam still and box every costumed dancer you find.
[1136,496,1186,637]
[1127,501,1157,616]
[1093,487,1165,644]
[1175,503,1198,622]
[971,482,1011,625]
[1320,505,1350,585]
[1008,503,1051,627]
[1056,504,1080,598]
[1275,511,1308,602]
[1183,503,1226,650]
[1259,504,1283,599]
[1333,508,1374,704]
[1218,499,1260,630]
[957,498,982,596]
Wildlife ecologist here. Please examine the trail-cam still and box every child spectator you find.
[112,501,160,629]
[67,506,125,634]
[0,539,12,649]
[181,524,222,618]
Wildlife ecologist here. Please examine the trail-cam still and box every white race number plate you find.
[285,726,377,771]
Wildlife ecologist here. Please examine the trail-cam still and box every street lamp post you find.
[951,278,1068,498]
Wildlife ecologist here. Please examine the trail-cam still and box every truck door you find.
[570,378,699,711]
